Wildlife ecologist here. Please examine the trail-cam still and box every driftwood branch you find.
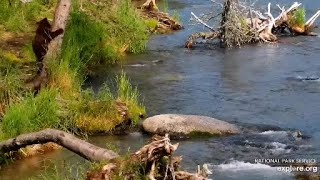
[191,12,215,31]
[0,129,119,162]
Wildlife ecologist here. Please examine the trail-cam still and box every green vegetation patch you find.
[1,88,59,139]
[288,8,306,27]
[74,73,145,133]
[0,0,57,33]
[0,0,147,142]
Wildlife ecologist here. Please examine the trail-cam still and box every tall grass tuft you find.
[2,88,60,138]
[113,0,149,54]
[117,72,145,125]
[61,11,109,72]
[73,73,145,133]
[0,58,24,110]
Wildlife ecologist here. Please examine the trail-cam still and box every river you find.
[1,0,320,179]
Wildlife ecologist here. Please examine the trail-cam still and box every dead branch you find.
[191,12,215,31]
[0,128,119,162]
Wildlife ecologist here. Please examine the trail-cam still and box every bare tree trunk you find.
[220,0,231,47]
[0,129,119,162]
[46,0,71,61]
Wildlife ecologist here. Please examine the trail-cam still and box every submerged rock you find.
[142,114,240,138]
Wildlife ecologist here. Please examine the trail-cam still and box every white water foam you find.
[209,160,292,180]
[259,130,288,136]
[214,160,278,172]
[125,64,146,67]
[268,142,291,154]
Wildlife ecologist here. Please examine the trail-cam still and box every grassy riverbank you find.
[0,0,147,142]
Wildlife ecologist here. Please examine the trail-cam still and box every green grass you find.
[74,73,145,133]
[0,0,147,140]
[0,0,57,33]
[61,0,149,72]
[117,72,145,124]
[1,88,60,139]
[30,162,88,180]
[172,10,181,22]
[0,57,24,108]
[60,11,109,73]
[113,0,148,54]
[289,8,306,27]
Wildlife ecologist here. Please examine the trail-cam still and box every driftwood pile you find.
[139,0,183,33]
[0,129,211,179]
[186,1,320,48]
[87,134,211,180]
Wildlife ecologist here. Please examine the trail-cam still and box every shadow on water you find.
[1,0,320,179]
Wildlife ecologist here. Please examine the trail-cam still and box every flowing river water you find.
[1,0,320,179]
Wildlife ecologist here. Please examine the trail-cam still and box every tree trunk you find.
[220,0,231,47]
[46,0,71,61]
[0,129,119,162]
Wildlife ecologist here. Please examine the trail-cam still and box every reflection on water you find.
[1,0,320,179]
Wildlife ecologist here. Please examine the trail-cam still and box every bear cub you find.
[32,18,64,69]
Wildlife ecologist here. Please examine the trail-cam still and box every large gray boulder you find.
[142,114,240,137]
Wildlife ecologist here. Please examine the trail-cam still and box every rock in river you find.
[142,114,240,138]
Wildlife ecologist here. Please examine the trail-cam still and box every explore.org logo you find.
[276,165,318,173]
[254,158,318,173]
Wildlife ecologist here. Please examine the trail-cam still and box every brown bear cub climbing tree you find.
[32,18,64,72]
[26,18,64,94]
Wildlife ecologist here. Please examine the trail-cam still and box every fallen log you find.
[0,128,119,161]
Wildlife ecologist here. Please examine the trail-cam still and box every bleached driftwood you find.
[186,1,320,48]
